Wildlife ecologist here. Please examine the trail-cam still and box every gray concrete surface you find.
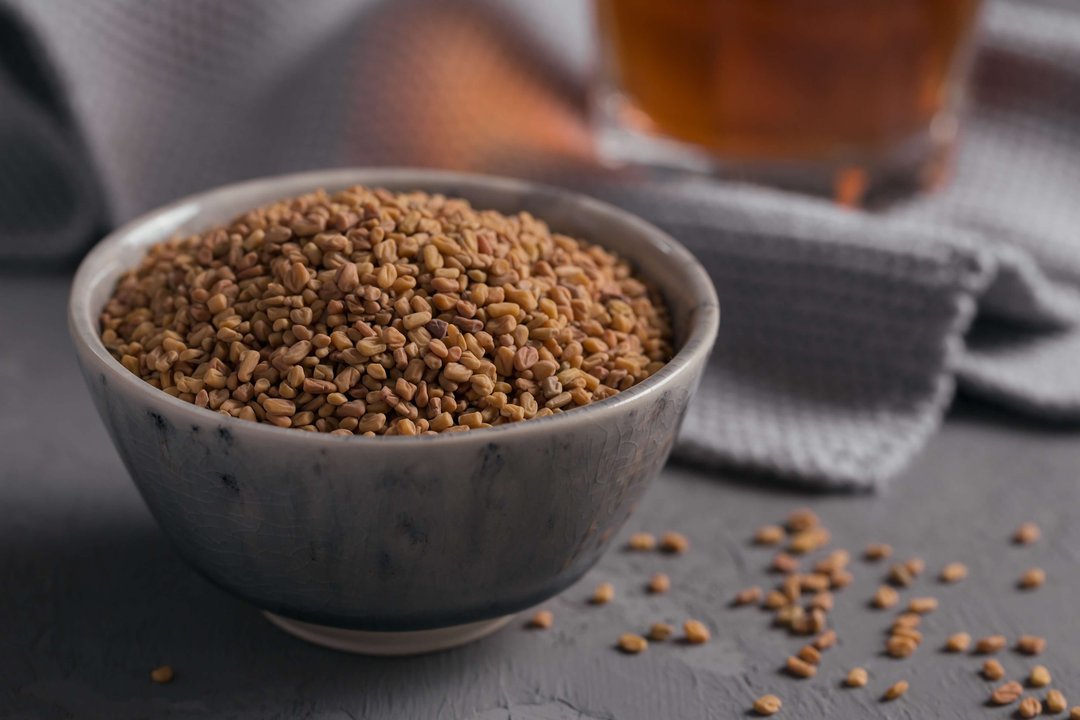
[2,273,1079,719]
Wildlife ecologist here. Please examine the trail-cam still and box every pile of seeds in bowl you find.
[100,186,672,435]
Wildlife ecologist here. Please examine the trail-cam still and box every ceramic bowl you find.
[68,169,719,654]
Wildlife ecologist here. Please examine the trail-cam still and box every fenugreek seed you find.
[752,694,782,716]
[786,508,819,532]
[648,573,671,594]
[892,626,923,643]
[626,532,656,551]
[976,635,1007,654]
[1046,690,1067,714]
[1071,707,1080,720]
[785,655,816,679]
[590,582,615,605]
[991,680,1024,705]
[771,552,798,574]
[1016,634,1046,656]
[684,619,710,644]
[872,585,899,609]
[864,543,892,561]
[882,680,908,701]
[1014,522,1041,544]
[908,596,938,614]
[1030,665,1052,687]
[648,623,674,641]
[904,557,925,576]
[893,613,921,630]
[830,569,853,589]
[809,591,833,612]
[1019,697,1042,718]
[262,398,295,416]
[982,659,1006,680]
[754,525,785,545]
[886,635,918,658]
[812,629,837,651]
[733,586,762,606]
[939,562,968,583]
[797,645,821,665]
[1019,567,1045,590]
[150,665,174,684]
[617,633,647,654]
[659,531,689,554]
[528,610,553,629]
[945,632,971,652]
[763,590,789,610]
[788,528,830,555]
[888,563,913,587]
[845,667,868,687]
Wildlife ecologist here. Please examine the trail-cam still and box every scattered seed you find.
[872,585,899,609]
[982,659,1006,680]
[907,596,938,614]
[789,528,830,555]
[882,680,909,701]
[888,564,914,587]
[939,562,968,583]
[1019,696,1043,718]
[763,590,789,610]
[684,619,711,645]
[976,635,1007,654]
[904,557,925,577]
[733,586,762,606]
[785,655,817,679]
[1071,706,1080,720]
[753,694,783,716]
[945,632,971,652]
[893,613,922,630]
[830,569,854,589]
[845,667,868,687]
[648,622,674,641]
[812,629,837,651]
[892,626,923,644]
[1030,665,1052,688]
[1019,567,1045,590]
[991,680,1024,705]
[797,645,822,665]
[786,508,820,532]
[771,552,799,574]
[659,531,689,554]
[864,543,893,561]
[1046,690,1068,714]
[527,610,553,629]
[590,582,615,605]
[1016,634,1046,656]
[754,525,785,546]
[886,635,918,659]
[647,573,671,594]
[809,591,833,612]
[150,665,174,684]
[626,532,656,551]
[617,633,648,654]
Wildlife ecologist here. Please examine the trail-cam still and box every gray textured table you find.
[3,272,1079,720]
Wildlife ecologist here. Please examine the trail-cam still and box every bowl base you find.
[263,611,515,655]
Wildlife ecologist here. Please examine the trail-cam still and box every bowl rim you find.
[69,167,719,446]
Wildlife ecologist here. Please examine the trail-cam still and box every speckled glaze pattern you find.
[69,169,719,632]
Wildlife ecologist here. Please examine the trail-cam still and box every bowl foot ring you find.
[263,611,515,655]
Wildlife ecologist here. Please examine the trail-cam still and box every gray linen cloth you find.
[3,0,1079,488]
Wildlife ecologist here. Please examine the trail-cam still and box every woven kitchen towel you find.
[3,0,1080,487]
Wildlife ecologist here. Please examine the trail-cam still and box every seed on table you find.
[872,585,899,609]
[527,610,553,629]
[648,622,674,641]
[845,667,868,687]
[907,596,938,614]
[786,508,820,532]
[892,626,922,643]
[982,659,1006,680]
[763,590,789,609]
[1030,665,1052,688]
[944,632,971,652]
[771,552,799,574]
[150,665,174,684]
[991,680,1024,705]
[752,694,783,716]
[888,564,913,587]
[882,680,909,701]
[1019,567,1045,590]
[1046,690,1068,714]
[733,586,762,606]
[648,573,671,594]
[1019,697,1043,718]
[809,591,833,612]
[617,633,648,654]
[590,582,615,604]
[975,635,1007,654]
[812,629,837,651]
[797,645,822,665]
[789,528,830,554]
[887,635,918,658]
[785,655,817,679]
[684,619,711,645]
[799,573,831,593]
[659,531,689,554]
[1016,634,1046,655]
[626,532,656,551]
[892,613,921,630]
[829,569,853,589]
[864,543,892,561]
[755,525,786,546]
[939,562,968,583]
[1072,707,1080,720]
[1014,522,1041,545]
[904,557,925,576]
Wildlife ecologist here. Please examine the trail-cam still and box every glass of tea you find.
[592,0,984,202]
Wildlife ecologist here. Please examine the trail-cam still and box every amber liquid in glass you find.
[595,0,982,191]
